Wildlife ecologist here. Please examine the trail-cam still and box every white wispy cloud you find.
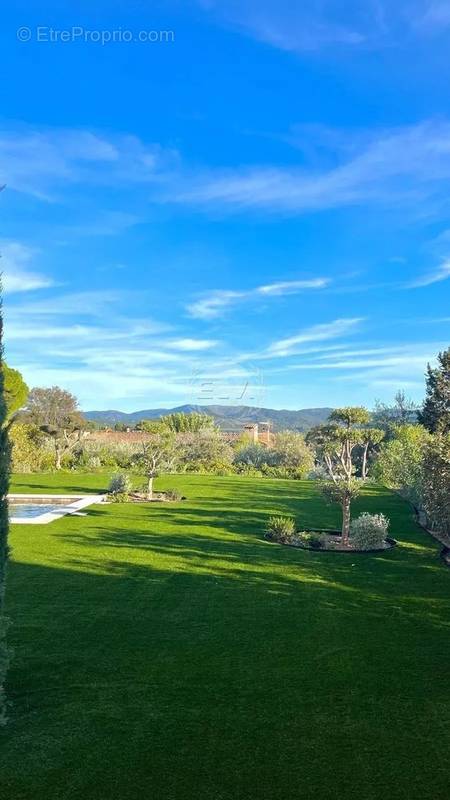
[0,240,55,293]
[409,259,450,287]
[173,120,450,215]
[198,1,449,53]
[187,277,330,319]
[165,338,219,351]
[267,317,364,357]
[0,126,178,199]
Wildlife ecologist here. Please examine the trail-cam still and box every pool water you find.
[10,503,69,520]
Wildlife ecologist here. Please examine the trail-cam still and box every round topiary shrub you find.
[350,513,389,550]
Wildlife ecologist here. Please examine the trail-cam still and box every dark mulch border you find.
[267,528,397,554]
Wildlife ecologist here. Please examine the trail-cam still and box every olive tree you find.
[134,433,178,499]
[308,407,371,544]
[24,386,86,469]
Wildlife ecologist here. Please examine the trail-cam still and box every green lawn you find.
[2,473,449,800]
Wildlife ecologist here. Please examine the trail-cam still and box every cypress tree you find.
[419,348,450,434]
[0,283,12,725]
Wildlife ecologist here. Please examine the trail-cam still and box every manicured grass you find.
[2,473,450,800]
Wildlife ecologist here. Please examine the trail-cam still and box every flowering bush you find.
[350,513,389,550]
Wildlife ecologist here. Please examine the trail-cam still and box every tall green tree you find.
[4,364,28,420]
[0,289,12,725]
[25,386,86,469]
[418,348,450,434]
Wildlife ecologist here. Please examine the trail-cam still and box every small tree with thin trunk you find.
[24,386,86,469]
[309,407,370,544]
[0,287,12,725]
[135,433,178,499]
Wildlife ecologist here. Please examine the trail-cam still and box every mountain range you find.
[84,404,334,432]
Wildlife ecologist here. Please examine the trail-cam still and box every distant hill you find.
[84,404,334,432]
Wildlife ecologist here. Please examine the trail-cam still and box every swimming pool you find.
[9,494,106,524]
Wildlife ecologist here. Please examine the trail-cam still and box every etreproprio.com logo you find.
[16,26,175,45]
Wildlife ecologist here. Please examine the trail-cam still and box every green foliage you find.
[179,430,234,473]
[266,515,296,542]
[25,386,86,469]
[0,297,11,725]
[418,347,450,434]
[4,364,28,420]
[421,433,450,537]
[350,513,389,550]
[106,492,130,504]
[164,488,183,502]
[10,423,45,472]
[161,412,215,433]
[134,433,178,498]
[270,430,314,477]
[134,419,163,433]
[297,531,324,549]
[372,390,419,431]
[234,443,275,470]
[329,406,371,427]
[374,424,431,506]
[108,473,132,496]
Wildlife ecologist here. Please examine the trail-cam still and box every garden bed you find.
[106,490,186,504]
[266,527,396,553]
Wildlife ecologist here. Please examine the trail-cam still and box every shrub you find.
[164,488,182,501]
[266,516,296,542]
[350,513,389,550]
[108,473,132,496]
[106,492,129,504]
[297,531,324,549]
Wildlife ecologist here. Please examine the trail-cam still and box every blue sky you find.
[1,0,449,411]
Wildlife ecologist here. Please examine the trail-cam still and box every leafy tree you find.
[134,433,178,499]
[179,429,233,473]
[25,386,86,470]
[421,433,450,537]
[234,443,275,470]
[161,412,215,433]
[10,423,45,472]
[271,430,314,476]
[308,408,371,544]
[4,364,28,421]
[418,348,450,434]
[0,291,12,725]
[374,424,431,506]
[372,390,418,430]
[360,427,385,479]
[135,419,163,433]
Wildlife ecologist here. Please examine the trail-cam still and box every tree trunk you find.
[362,444,369,480]
[147,475,154,500]
[55,444,62,471]
[341,494,351,545]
